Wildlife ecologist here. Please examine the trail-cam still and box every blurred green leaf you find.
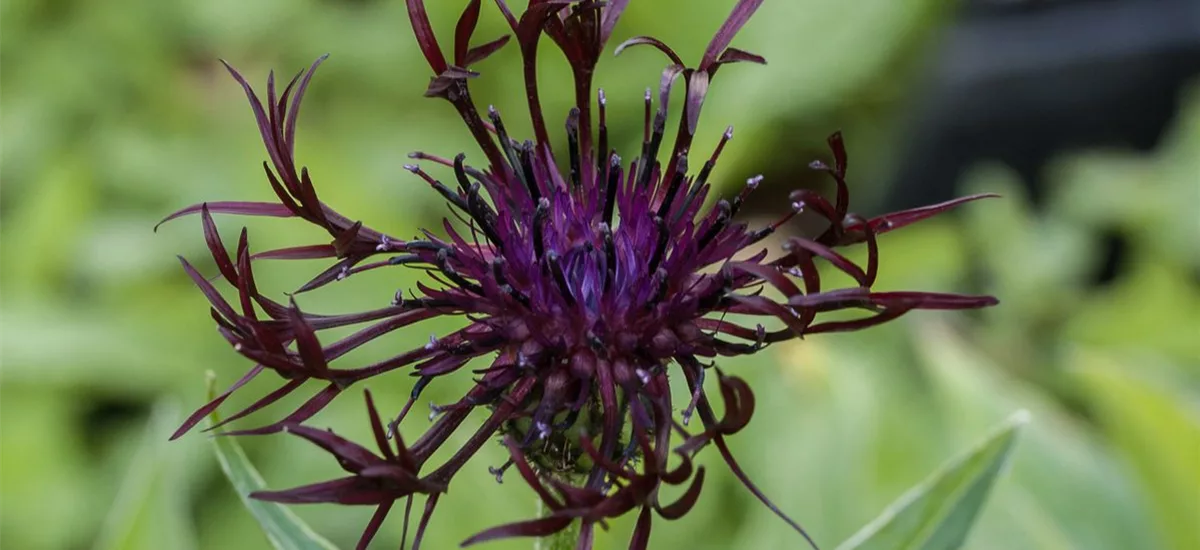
[205,373,340,550]
[1072,352,1200,550]
[94,401,197,550]
[836,409,1028,550]
[913,321,1158,550]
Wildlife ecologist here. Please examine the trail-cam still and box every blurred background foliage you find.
[2,0,1197,549]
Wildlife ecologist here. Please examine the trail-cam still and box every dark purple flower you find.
[164,0,998,548]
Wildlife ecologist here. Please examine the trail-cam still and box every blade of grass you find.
[836,409,1028,550]
[204,371,340,550]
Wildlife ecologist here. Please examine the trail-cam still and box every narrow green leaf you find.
[205,372,340,550]
[836,409,1028,550]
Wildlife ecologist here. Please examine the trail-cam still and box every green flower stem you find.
[535,482,579,550]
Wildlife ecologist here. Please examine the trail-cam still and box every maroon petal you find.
[411,493,440,550]
[685,70,710,135]
[805,308,909,335]
[868,291,999,310]
[294,257,361,294]
[405,0,449,73]
[655,467,706,520]
[252,244,337,260]
[700,0,764,70]
[178,257,239,322]
[284,424,382,473]
[843,193,1001,244]
[629,506,653,550]
[463,35,511,67]
[504,437,564,509]
[784,237,868,286]
[156,201,295,230]
[453,0,482,66]
[729,262,800,297]
[285,55,329,151]
[199,205,239,283]
[613,36,684,66]
[170,365,265,440]
[599,0,630,45]
[714,437,819,550]
[460,515,575,546]
[363,390,397,462]
[716,47,766,66]
[715,373,754,435]
[285,299,331,376]
[251,476,394,505]
[355,501,393,550]
[221,382,343,436]
[727,295,807,336]
[219,60,285,172]
[205,378,306,433]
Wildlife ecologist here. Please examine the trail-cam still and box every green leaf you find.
[836,409,1029,550]
[205,372,340,550]
[1072,352,1200,550]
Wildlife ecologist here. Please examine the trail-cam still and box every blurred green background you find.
[2,0,1198,549]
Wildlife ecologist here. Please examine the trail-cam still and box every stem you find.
[535,485,580,550]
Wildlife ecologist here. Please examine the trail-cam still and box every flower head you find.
[164,0,998,548]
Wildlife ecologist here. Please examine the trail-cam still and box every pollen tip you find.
[403,164,419,173]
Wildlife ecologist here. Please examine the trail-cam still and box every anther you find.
[532,197,550,260]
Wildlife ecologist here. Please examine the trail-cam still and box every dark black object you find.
[886,0,1200,210]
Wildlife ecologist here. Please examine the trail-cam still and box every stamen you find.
[694,125,733,191]
[637,108,667,190]
[681,365,705,426]
[672,126,732,227]
[656,154,688,220]
[731,175,763,216]
[546,251,576,306]
[697,200,732,251]
[487,459,514,484]
[518,140,541,203]
[645,267,669,309]
[487,105,521,169]
[388,254,422,265]
[597,88,609,179]
[404,164,469,212]
[602,155,621,227]
[532,197,550,260]
[435,248,483,295]
[387,375,433,438]
[492,257,531,308]
[599,222,616,292]
[566,107,581,190]
[647,216,670,274]
[642,87,652,143]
